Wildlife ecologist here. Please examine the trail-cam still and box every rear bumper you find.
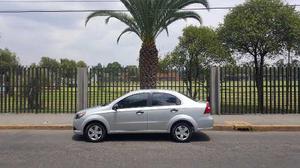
[196,115,214,131]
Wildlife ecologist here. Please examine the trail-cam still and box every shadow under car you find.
[72,132,210,142]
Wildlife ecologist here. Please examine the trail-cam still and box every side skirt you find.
[108,130,169,134]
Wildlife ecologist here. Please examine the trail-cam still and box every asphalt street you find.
[0,130,299,168]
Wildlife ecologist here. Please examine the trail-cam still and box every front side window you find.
[151,93,181,106]
[117,93,149,109]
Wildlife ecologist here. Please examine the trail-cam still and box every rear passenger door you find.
[148,92,181,131]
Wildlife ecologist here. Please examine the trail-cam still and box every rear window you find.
[151,93,181,106]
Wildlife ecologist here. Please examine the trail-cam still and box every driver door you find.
[111,93,150,132]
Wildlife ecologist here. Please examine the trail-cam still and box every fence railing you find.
[0,67,77,113]
[220,66,300,114]
[0,66,299,114]
[87,67,210,107]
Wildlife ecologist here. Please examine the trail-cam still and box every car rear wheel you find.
[171,122,193,142]
[84,122,106,142]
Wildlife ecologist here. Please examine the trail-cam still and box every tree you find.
[39,57,62,87]
[161,26,234,99]
[275,59,285,67]
[91,63,103,83]
[172,26,233,67]
[0,48,19,75]
[292,59,300,66]
[124,65,139,81]
[94,63,103,70]
[0,48,19,95]
[105,62,122,81]
[85,0,209,89]
[218,0,300,113]
[275,58,300,67]
[280,7,300,65]
[26,68,41,109]
[279,8,300,107]
[77,60,87,67]
[39,57,60,71]
[158,55,172,72]
[60,59,77,79]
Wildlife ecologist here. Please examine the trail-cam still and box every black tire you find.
[84,122,107,142]
[171,122,193,143]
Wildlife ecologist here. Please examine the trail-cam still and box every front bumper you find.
[73,128,83,135]
[73,118,84,135]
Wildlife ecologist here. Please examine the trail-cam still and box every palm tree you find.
[86,0,209,89]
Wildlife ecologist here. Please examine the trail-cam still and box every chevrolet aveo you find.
[73,89,213,142]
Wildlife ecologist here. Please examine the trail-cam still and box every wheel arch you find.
[82,116,110,133]
[168,115,198,133]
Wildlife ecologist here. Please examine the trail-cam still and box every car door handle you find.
[170,109,178,113]
[136,111,144,115]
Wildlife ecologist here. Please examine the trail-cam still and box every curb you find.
[212,125,234,131]
[0,125,72,130]
[0,124,300,131]
[212,124,300,131]
[251,125,300,132]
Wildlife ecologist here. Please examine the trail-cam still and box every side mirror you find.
[112,104,119,111]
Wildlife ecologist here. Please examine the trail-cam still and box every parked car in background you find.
[73,89,213,142]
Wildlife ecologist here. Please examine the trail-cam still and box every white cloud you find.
[0,0,298,66]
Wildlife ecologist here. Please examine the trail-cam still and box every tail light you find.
[204,101,211,114]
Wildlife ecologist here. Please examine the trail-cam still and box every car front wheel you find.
[171,122,193,142]
[84,122,107,142]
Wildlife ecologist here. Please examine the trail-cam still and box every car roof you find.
[128,89,191,100]
[129,89,179,95]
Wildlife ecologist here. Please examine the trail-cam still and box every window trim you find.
[114,93,151,110]
[150,92,181,107]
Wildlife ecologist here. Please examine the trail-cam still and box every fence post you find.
[77,67,88,111]
[210,67,221,115]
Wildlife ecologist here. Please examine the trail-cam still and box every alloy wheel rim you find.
[175,125,190,141]
[88,125,103,141]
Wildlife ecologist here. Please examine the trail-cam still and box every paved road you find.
[0,131,299,168]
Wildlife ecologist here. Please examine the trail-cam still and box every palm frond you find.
[86,11,135,29]
[85,10,141,38]
[156,11,202,38]
[174,0,209,9]
[85,0,209,43]
[117,27,136,43]
[85,10,110,26]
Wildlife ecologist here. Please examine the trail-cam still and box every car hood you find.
[80,105,111,115]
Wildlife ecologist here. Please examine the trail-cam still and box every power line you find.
[0,8,226,14]
[0,0,121,3]
[0,9,126,13]
[0,5,299,14]
[0,8,224,14]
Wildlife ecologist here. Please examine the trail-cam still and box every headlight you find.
[75,111,86,119]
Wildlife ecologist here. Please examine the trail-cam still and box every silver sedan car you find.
[73,89,213,142]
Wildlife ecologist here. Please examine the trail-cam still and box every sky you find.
[0,0,299,66]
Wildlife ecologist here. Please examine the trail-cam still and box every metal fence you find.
[0,66,299,114]
[87,67,210,107]
[0,67,77,113]
[220,66,300,114]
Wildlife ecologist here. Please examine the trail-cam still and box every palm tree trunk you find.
[139,42,158,89]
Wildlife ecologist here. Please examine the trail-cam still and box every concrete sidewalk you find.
[0,113,300,131]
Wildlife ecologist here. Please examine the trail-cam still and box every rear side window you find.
[151,93,181,106]
[118,93,149,109]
